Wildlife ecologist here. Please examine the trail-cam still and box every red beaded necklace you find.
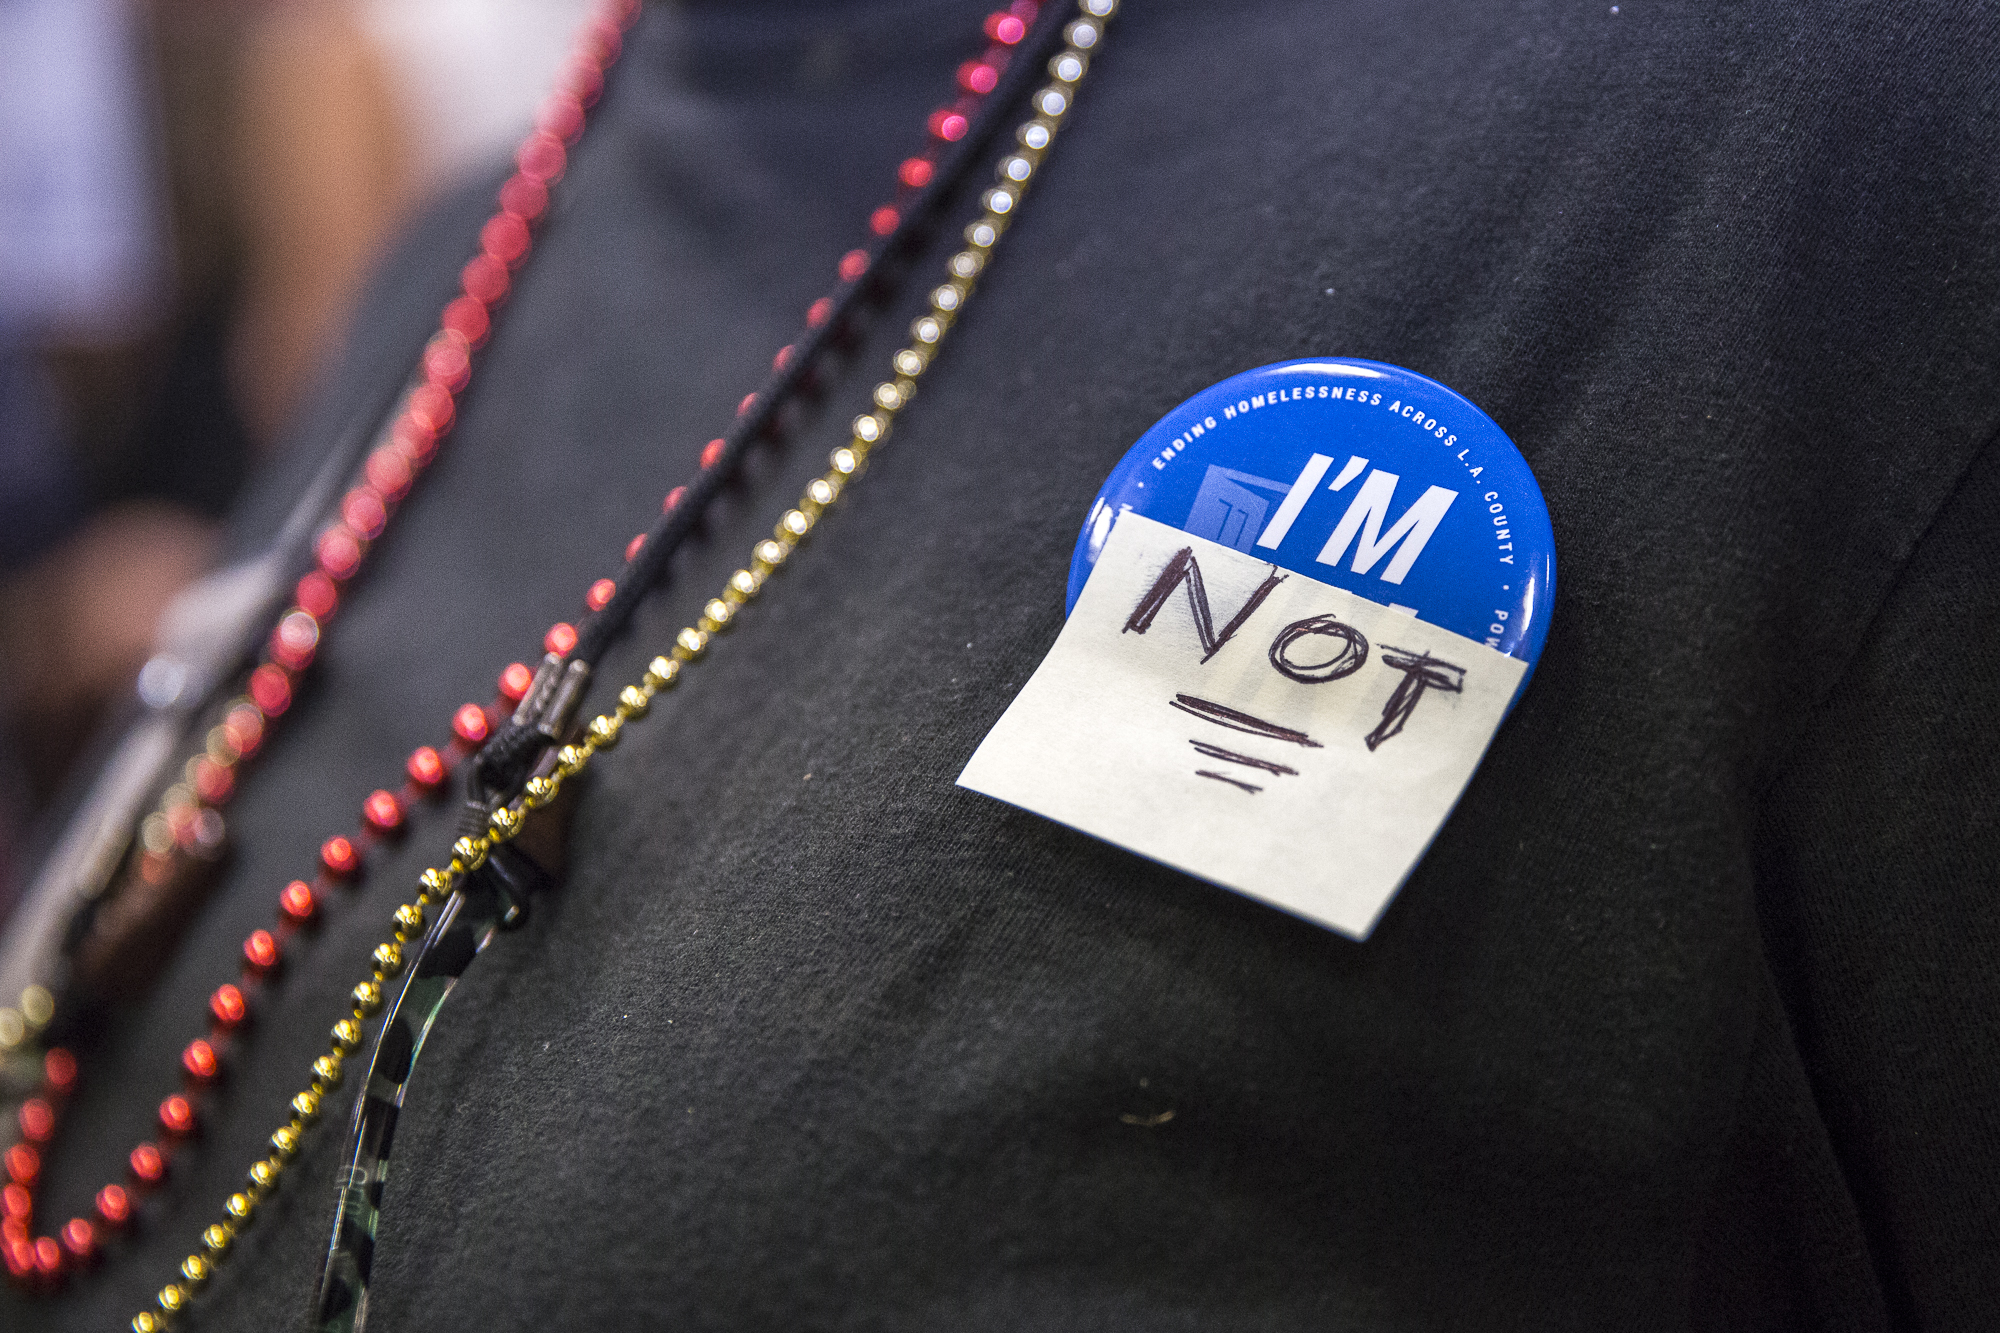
[2,0,1055,1292]
[0,1,639,1283]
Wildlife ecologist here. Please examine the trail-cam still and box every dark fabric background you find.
[9,0,1998,1328]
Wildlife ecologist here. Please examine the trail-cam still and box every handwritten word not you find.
[1124,546,1465,751]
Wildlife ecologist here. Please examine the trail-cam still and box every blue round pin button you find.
[1068,358,1554,670]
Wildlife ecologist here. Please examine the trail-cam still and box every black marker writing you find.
[1365,647,1466,751]
[1188,741,1299,776]
[1268,614,1369,684]
[1196,770,1263,794]
[1170,694,1323,748]
[1124,547,1286,663]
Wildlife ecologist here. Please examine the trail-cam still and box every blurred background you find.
[0,0,597,918]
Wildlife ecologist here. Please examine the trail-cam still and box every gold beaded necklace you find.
[126,4,1120,1329]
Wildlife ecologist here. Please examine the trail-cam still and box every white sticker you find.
[959,513,1527,939]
